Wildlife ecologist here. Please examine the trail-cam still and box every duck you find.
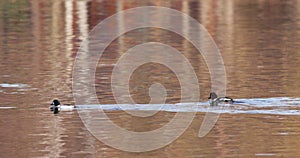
[208,92,233,106]
[50,99,74,114]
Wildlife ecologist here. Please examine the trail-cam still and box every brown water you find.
[1,0,300,157]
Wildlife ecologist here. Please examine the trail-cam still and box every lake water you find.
[1,0,300,157]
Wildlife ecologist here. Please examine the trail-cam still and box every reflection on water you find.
[1,0,300,157]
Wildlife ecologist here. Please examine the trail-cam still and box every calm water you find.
[1,0,300,157]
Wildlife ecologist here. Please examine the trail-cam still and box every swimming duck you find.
[50,99,61,114]
[208,92,233,106]
[50,99,74,114]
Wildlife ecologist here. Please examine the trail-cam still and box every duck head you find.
[51,99,60,106]
[208,92,218,100]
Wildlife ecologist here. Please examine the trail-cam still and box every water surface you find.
[1,0,300,157]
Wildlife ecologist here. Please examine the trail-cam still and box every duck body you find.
[50,100,75,114]
[208,92,234,106]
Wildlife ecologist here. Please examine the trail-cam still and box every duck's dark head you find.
[208,92,218,100]
[51,99,61,107]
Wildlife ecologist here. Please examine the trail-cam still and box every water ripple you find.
[71,97,300,116]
